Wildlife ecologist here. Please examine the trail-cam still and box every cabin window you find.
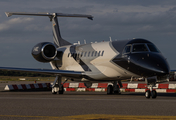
[98,51,101,56]
[91,51,94,56]
[68,53,70,57]
[147,44,160,53]
[88,51,91,57]
[132,44,148,52]
[95,51,97,56]
[101,51,104,56]
[123,45,131,54]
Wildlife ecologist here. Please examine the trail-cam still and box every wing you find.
[0,67,84,78]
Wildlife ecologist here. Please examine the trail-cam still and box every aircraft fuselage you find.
[50,38,170,82]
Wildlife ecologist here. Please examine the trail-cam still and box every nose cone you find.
[131,53,170,77]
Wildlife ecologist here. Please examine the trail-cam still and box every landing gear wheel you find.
[114,91,121,94]
[107,85,113,94]
[52,91,57,94]
[58,86,64,94]
[114,85,121,94]
[52,87,57,94]
[151,90,157,99]
[145,90,151,99]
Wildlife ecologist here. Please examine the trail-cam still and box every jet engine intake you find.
[32,42,57,62]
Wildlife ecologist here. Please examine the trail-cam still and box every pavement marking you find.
[1,114,176,120]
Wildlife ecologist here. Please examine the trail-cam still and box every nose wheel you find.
[145,77,158,99]
[145,90,150,98]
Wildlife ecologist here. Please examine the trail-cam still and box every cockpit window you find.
[132,44,148,52]
[147,44,160,52]
[122,45,131,54]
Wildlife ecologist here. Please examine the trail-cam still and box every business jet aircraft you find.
[1,12,170,99]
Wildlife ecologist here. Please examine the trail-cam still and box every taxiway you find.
[0,91,176,120]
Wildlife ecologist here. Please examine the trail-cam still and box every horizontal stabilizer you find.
[0,67,84,78]
[5,12,93,20]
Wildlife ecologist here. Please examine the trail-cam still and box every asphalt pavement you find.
[0,91,176,120]
[0,81,176,120]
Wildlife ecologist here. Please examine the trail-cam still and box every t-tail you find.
[5,12,93,47]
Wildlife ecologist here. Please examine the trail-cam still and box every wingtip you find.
[5,12,12,17]
[88,16,93,20]
[88,17,93,20]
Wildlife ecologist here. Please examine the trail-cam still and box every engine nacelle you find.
[32,42,57,62]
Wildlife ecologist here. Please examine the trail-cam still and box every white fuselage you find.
[50,41,140,81]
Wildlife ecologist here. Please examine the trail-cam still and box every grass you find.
[0,76,55,82]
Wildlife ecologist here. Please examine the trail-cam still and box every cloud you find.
[0,23,7,31]
[8,17,33,24]
[0,0,176,69]
[85,0,176,7]
[0,17,33,31]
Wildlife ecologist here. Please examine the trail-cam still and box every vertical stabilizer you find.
[51,14,71,47]
[5,12,93,47]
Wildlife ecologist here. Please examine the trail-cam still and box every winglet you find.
[5,12,12,17]
[88,17,93,20]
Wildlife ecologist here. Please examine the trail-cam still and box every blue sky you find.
[0,0,176,69]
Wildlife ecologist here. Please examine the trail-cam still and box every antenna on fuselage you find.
[73,41,81,45]
[84,39,86,44]
[109,37,112,41]
[5,12,93,47]
[78,41,80,45]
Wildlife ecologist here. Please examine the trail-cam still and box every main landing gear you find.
[145,77,157,99]
[52,75,68,94]
[107,81,122,95]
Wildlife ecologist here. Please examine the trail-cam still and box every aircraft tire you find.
[58,86,64,94]
[52,87,57,94]
[114,91,121,94]
[151,90,157,99]
[107,85,113,95]
[145,90,151,99]
[52,91,57,94]
[114,85,121,94]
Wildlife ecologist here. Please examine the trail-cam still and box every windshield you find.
[147,44,160,53]
[122,45,131,54]
[132,44,148,52]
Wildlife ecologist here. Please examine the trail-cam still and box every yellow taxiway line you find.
[0,114,176,120]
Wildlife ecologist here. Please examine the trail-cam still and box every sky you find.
[0,0,176,69]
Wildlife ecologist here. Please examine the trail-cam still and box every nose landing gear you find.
[145,89,157,99]
[145,77,157,99]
